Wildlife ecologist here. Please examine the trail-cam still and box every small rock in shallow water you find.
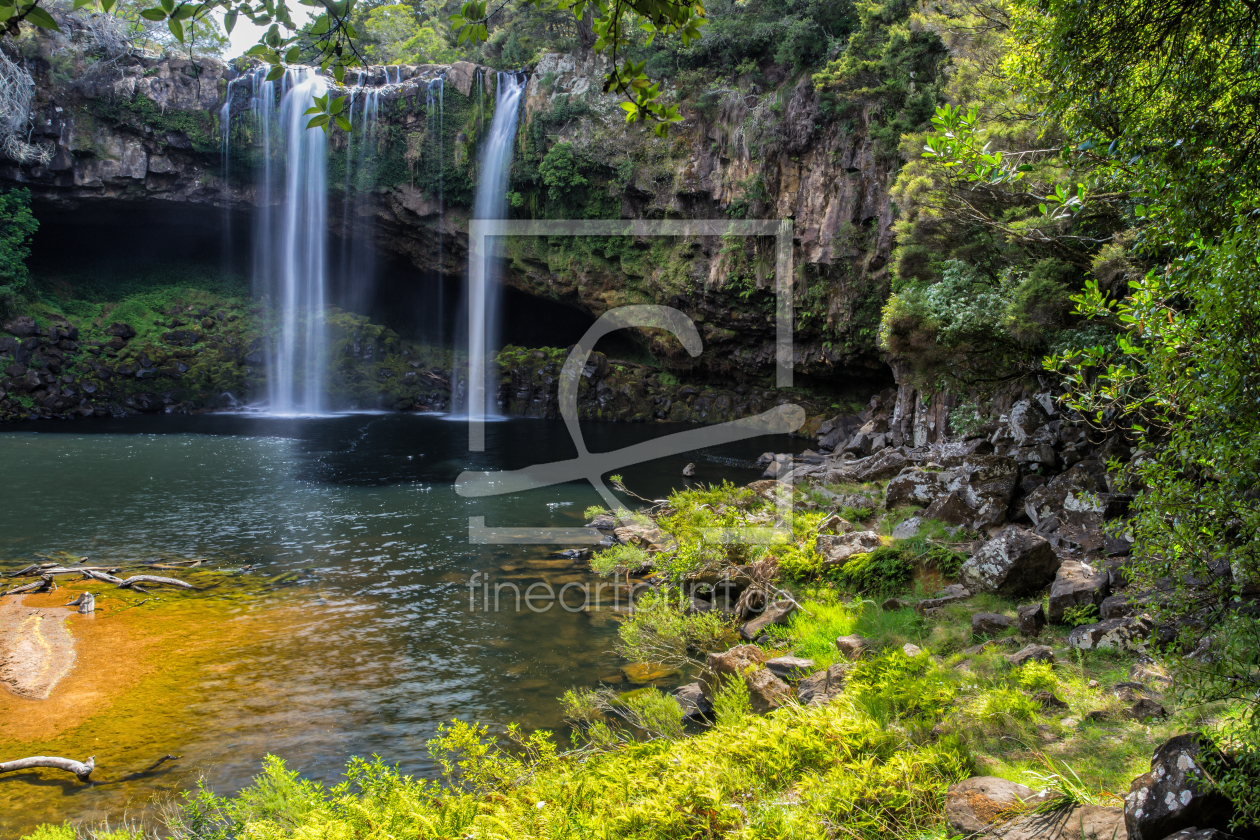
[682,462,695,477]
[765,656,815,680]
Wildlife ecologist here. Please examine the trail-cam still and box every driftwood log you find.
[0,755,95,782]
[82,570,124,585]
[1,575,55,596]
[65,592,95,614]
[119,575,194,591]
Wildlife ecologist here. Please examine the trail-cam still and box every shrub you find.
[847,648,958,726]
[1015,661,1059,693]
[977,687,1041,723]
[1062,603,1099,627]
[616,591,732,669]
[590,543,650,577]
[836,545,911,594]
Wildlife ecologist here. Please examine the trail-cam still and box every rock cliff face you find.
[2,32,903,387]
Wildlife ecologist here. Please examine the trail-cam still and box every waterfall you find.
[457,71,526,420]
[338,76,381,317]
[427,76,444,351]
[250,68,330,416]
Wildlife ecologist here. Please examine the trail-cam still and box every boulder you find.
[2,316,39,337]
[926,455,1021,532]
[1127,698,1167,720]
[1101,593,1134,620]
[1008,399,1052,445]
[917,584,973,614]
[106,322,136,339]
[671,682,712,719]
[854,447,911,481]
[745,666,793,714]
[902,643,923,657]
[1124,735,1237,840]
[960,529,1061,596]
[882,597,909,611]
[739,599,797,641]
[1049,560,1111,624]
[1158,829,1237,840]
[1024,462,1110,526]
[891,516,924,539]
[816,531,882,567]
[704,644,765,683]
[1018,603,1047,636]
[885,468,947,509]
[835,634,873,660]
[972,613,1015,637]
[797,663,848,705]
[765,656,815,680]
[985,805,1128,840]
[1113,682,1157,703]
[1006,644,1055,667]
[945,776,1041,836]
[1068,616,1155,652]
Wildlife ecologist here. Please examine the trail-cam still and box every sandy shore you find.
[0,595,76,700]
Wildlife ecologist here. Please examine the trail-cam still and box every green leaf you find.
[1038,203,1048,215]
[23,5,60,29]
[328,95,345,115]
[167,16,184,40]
[335,115,352,131]
[139,7,167,19]
[306,113,331,130]
[224,9,236,31]
[265,64,285,81]
[159,0,173,12]
[284,45,300,62]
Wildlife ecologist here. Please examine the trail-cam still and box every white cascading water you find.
[457,71,526,420]
[338,75,381,316]
[249,68,329,416]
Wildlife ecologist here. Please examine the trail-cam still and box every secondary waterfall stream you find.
[457,71,527,420]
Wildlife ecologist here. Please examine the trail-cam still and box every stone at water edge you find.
[835,634,873,660]
[1018,602,1047,636]
[1124,734,1238,840]
[797,664,849,705]
[745,667,793,714]
[739,599,796,641]
[972,612,1015,637]
[621,662,680,683]
[682,462,696,477]
[671,683,712,720]
[765,656,815,680]
[1049,559,1111,624]
[960,528,1061,597]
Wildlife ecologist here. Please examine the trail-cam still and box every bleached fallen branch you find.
[1,576,54,596]
[119,575,195,591]
[0,755,95,782]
